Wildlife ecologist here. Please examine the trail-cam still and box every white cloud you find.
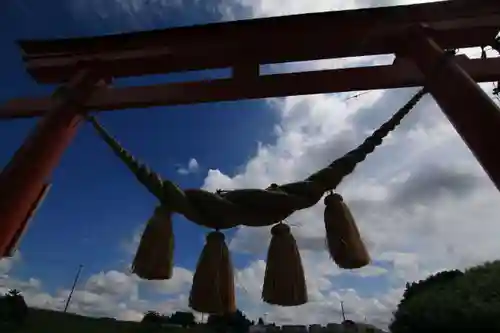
[85,270,139,300]
[118,309,144,321]
[145,267,193,294]
[216,0,444,22]
[203,83,500,328]
[177,158,200,175]
[204,85,500,328]
[199,0,500,329]
[188,158,199,171]
[69,0,184,30]
[0,247,195,321]
[0,254,18,276]
[0,261,196,322]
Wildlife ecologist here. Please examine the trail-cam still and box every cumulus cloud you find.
[177,158,200,175]
[0,261,195,322]
[0,254,18,276]
[0,253,43,298]
[85,270,139,299]
[145,267,194,294]
[0,246,197,322]
[204,85,500,328]
[198,0,500,329]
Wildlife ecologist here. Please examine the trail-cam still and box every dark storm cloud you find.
[389,165,482,208]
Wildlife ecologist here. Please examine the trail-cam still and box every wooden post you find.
[402,25,500,191]
[5,183,51,257]
[0,68,101,257]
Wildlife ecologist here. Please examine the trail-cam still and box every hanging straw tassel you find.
[189,231,236,314]
[324,193,370,269]
[132,205,174,280]
[262,223,307,306]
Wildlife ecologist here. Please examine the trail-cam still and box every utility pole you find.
[340,301,346,322]
[63,264,83,313]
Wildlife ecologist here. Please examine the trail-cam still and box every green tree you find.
[230,309,252,331]
[166,311,196,327]
[390,261,500,333]
[0,289,28,327]
[141,311,164,325]
[207,309,252,332]
[6,289,21,298]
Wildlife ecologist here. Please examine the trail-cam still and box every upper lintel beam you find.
[2,56,500,119]
[17,0,500,84]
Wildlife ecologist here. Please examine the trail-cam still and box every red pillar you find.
[402,26,500,191]
[5,183,51,257]
[0,68,100,257]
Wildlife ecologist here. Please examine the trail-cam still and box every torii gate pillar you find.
[0,68,102,256]
[402,26,500,191]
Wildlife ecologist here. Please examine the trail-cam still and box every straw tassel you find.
[132,205,174,280]
[324,193,370,269]
[262,223,307,306]
[189,231,236,314]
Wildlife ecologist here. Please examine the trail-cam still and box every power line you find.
[342,91,372,102]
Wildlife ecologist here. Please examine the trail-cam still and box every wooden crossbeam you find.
[2,56,499,119]
[17,0,500,84]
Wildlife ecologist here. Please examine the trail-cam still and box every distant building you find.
[326,323,343,332]
[249,324,266,333]
[309,324,324,333]
[248,321,385,333]
[266,324,282,333]
[342,320,358,332]
[340,320,385,333]
[282,325,308,333]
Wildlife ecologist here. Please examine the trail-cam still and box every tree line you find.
[0,289,29,328]
[390,260,500,332]
[141,308,261,331]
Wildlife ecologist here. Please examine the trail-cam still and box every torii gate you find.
[1,0,500,258]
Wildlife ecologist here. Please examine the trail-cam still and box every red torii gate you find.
[1,0,500,257]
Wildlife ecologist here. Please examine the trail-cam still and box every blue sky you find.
[1,0,278,294]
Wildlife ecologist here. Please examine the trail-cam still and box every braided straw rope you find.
[87,88,426,230]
